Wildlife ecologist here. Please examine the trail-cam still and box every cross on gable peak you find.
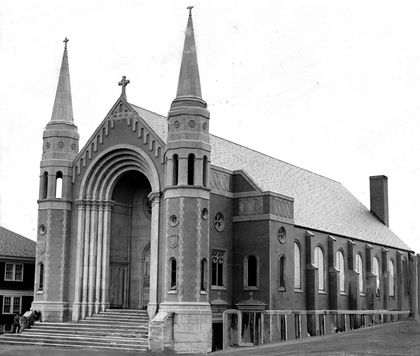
[118,75,130,100]
[63,37,69,49]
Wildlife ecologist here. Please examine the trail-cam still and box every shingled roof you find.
[131,104,412,251]
[0,226,36,259]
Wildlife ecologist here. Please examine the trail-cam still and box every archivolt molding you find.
[78,144,160,200]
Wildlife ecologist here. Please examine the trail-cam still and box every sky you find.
[1,0,420,252]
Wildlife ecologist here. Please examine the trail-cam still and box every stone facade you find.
[32,10,417,354]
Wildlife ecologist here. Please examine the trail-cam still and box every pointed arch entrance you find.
[72,145,161,321]
[109,171,151,309]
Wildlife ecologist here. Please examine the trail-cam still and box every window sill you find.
[4,280,23,282]
[294,289,304,293]
[36,290,44,295]
[340,292,347,296]
[168,290,177,295]
[318,290,327,295]
[278,287,286,292]
[360,293,366,297]
[200,291,208,295]
[211,286,227,291]
[244,286,259,291]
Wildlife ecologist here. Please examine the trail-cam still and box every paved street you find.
[1,320,420,355]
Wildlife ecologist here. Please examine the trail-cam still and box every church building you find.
[32,9,417,353]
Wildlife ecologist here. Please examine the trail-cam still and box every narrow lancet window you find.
[247,255,258,287]
[200,258,207,291]
[336,250,345,292]
[203,156,208,187]
[314,246,325,291]
[42,172,48,199]
[188,153,195,185]
[294,242,301,289]
[355,253,363,294]
[172,154,179,185]
[389,259,395,297]
[39,263,44,291]
[55,171,63,199]
[279,255,286,290]
[170,258,177,290]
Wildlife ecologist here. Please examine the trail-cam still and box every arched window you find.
[55,171,63,199]
[279,255,286,290]
[314,246,325,291]
[188,153,195,185]
[355,253,363,294]
[172,154,179,186]
[203,156,208,187]
[389,259,395,297]
[200,258,207,291]
[42,172,48,199]
[335,250,345,292]
[38,262,44,291]
[170,258,177,290]
[248,256,257,287]
[373,257,380,296]
[294,242,301,289]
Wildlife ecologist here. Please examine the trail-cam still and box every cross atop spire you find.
[118,76,130,100]
[187,6,194,17]
[63,37,69,49]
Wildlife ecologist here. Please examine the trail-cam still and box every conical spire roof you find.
[175,8,202,99]
[50,38,74,122]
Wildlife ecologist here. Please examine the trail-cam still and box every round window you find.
[277,226,287,243]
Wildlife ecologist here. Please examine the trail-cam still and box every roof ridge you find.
[129,103,167,119]
[210,133,341,184]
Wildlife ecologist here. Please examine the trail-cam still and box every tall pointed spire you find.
[175,6,202,99]
[51,37,74,122]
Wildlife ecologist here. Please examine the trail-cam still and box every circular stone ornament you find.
[188,120,196,128]
[58,141,64,149]
[174,121,180,129]
[71,143,77,151]
[45,142,51,149]
[277,226,287,243]
[39,225,47,235]
[202,122,207,130]
[169,215,179,227]
[214,212,225,232]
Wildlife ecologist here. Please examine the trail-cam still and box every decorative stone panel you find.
[272,197,293,219]
[210,170,231,192]
[238,197,263,216]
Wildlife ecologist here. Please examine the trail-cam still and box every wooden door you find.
[109,263,128,308]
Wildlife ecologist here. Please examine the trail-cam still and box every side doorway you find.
[109,262,129,308]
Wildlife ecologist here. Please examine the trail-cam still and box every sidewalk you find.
[1,320,420,355]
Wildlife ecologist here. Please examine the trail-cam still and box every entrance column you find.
[100,201,113,311]
[72,200,86,321]
[147,192,161,319]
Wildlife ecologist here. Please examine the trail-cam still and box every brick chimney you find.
[369,175,389,226]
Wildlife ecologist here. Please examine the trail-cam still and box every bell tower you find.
[159,7,212,353]
[32,38,79,321]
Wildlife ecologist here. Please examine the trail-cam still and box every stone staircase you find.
[0,309,149,351]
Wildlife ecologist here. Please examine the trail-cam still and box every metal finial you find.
[118,75,130,99]
[63,37,69,49]
[187,6,194,17]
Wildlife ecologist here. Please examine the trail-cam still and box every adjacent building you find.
[0,226,36,332]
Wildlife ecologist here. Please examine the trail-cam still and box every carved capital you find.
[148,191,161,206]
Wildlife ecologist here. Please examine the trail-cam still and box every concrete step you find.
[0,337,148,351]
[0,309,150,351]
[25,326,147,338]
[88,315,148,322]
[35,321,147,330]
[3,332,148,345]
